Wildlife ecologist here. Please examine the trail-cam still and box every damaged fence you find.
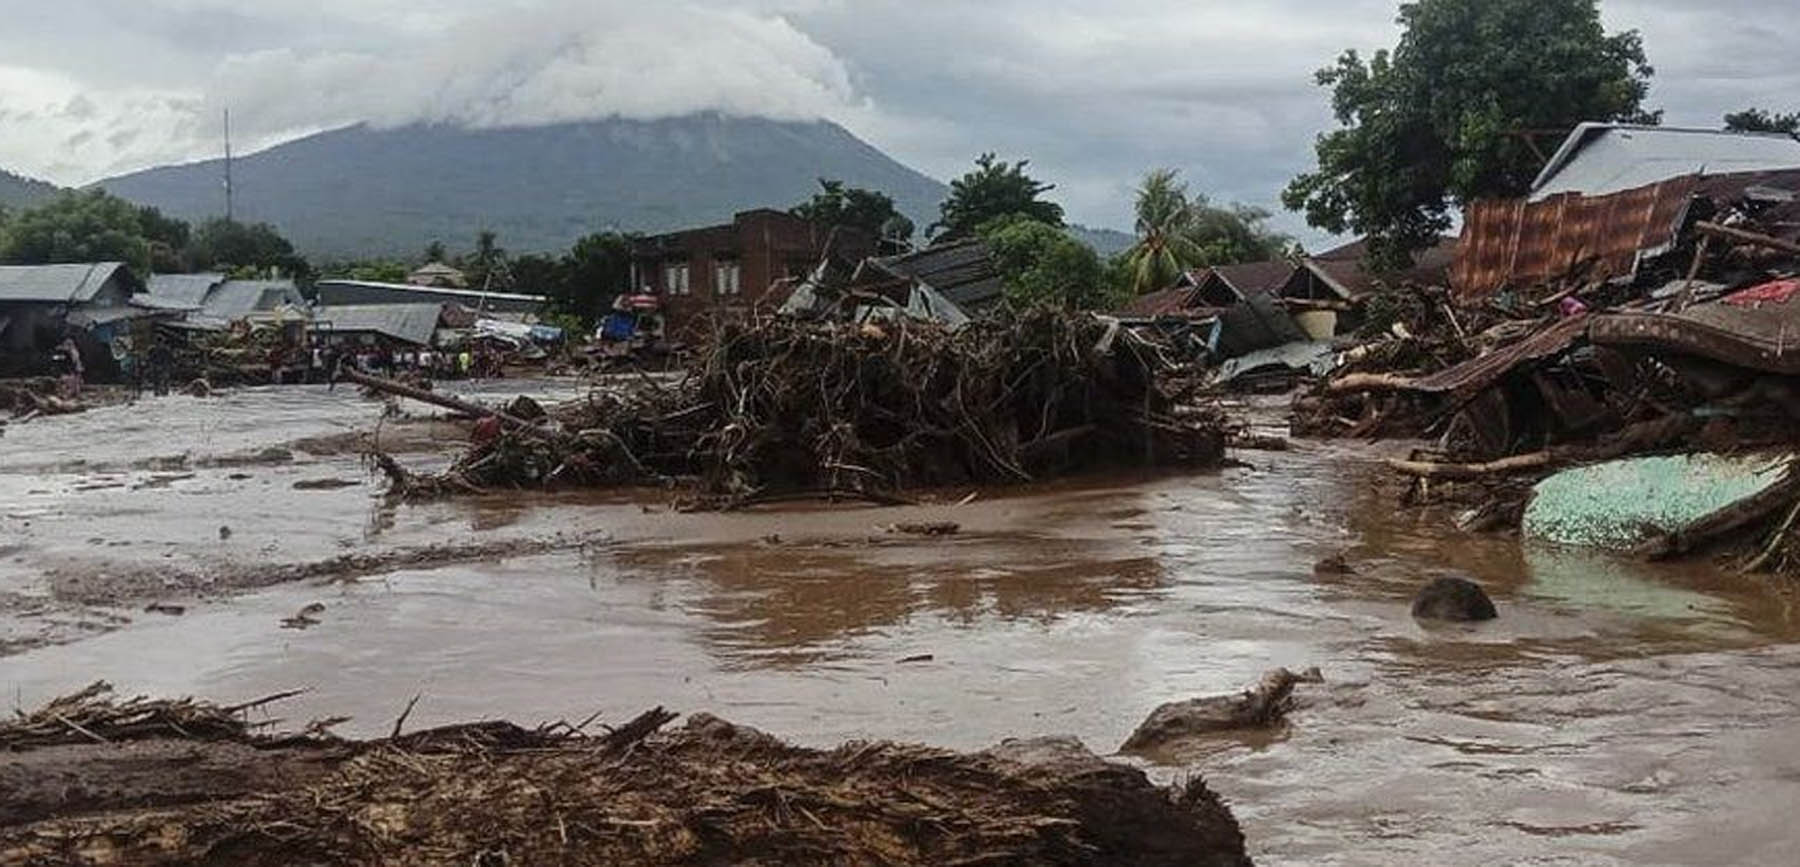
[367,309,1232,506]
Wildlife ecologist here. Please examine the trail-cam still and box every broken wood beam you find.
[335,368,557,439]
[1694,221,1800,257]
[1386,451,1553,480]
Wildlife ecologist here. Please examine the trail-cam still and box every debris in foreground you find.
[365,309,1234,506]
[1,684,1253,867]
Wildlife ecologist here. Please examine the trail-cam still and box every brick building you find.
[629,209,875,334]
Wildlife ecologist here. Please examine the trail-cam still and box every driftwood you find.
[1119,667,1323,756]
[374,310,1232,503]
[2,688,1253,867]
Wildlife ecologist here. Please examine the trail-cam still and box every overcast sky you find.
[0,0,1793,240]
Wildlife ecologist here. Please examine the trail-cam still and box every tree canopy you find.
[931,154,1063,241]
[792,179,914,248]
[0,190,191,275]
[188,218,309,278]
[1283,0,1657,269]
[1123,169,1290,294]
[1724,108,1800,134]
[979,216,1117,311]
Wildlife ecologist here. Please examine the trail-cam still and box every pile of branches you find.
[3,692,1252,866]
[0,681,297,750]
[377,309,1231,503]
[0,377,88,421]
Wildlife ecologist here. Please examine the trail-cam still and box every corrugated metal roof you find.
[1453,169,1800,303]
[313,304,443,346]
[1119,287,1199,317]
[0,262,131,304]
[868,240,1004,307]
[145,273,224,306]
[1531,124,1800,201]
[1592,294,1800,375]
[1210,261,1297,297]
[203,279,305,319]
[1302,237,1457,298]
[314,279,548,306]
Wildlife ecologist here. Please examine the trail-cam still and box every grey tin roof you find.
[1530,124,1800,201]
[313,304,443,346]
[0,262,132,304]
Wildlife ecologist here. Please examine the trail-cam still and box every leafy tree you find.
[792,179,914,248]
[1283,0,1657,269]
[424,239,447,263]
[188,218,308,278]
[1124,169,1293,294]
[320,259,410,283]
[979,216,1117,310]
[462,229,510,290]
[931,154,1064,241]
[1124,169,1203,295]
[1725,108,1800,134]
[0,189,169,273]
[555,232,634,324]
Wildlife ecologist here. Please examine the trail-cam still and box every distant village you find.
[4,120,1797,400]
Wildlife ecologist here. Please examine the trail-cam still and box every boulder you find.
[1411,576,1497,622]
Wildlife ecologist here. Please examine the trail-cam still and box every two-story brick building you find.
[629,209,875,335]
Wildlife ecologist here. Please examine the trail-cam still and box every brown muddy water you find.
[6,385,1800,864]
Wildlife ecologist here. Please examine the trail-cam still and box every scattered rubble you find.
[0,685,1253,867]
[1300,167,1800,577]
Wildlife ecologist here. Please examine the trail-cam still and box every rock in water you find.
[1120,667,1323,756]
[1411,576,1497,622]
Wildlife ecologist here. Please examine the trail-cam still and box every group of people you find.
[319,344,499,381]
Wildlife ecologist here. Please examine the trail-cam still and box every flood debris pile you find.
[0,377,93,422]
[1,688,1253,867]
[0,681,295,750]
[372,309,1233,504]
[1311,166,1800,574]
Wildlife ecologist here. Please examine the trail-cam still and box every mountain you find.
[1067,224,1135,258]
[92,114,953,259]
[0,168,60,209]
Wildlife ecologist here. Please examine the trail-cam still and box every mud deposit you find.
[7,386,1800,864]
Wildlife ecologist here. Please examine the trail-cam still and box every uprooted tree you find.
[1282,0,1658,271]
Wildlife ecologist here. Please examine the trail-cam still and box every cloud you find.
[0,0,862,185]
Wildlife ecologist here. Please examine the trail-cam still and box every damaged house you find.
[0,262,146,378]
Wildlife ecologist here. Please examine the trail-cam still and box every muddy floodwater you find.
[6,385,1800,865]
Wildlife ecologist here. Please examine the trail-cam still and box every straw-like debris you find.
[1,687,1252,866]
[0,681,300,750]
[372,309,1232,504]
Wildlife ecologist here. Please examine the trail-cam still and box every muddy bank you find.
[1,686,1251,867]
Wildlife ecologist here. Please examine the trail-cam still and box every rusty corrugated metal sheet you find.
[1451,177,1698,304]
[1378,314,1591,395]
[1592,293,1800,374]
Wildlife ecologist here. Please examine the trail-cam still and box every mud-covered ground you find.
[6,385,1800,864]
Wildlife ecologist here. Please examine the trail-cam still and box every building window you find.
[663,262,690,296]
[714,260,741,296]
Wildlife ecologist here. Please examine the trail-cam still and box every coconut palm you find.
[1124,169,1204,295]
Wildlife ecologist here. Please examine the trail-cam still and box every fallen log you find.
[1387,451,1553,480]
[1695,220,1800,257]
[336,368,553,438]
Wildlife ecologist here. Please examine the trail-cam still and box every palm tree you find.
[1125,169,1203,294]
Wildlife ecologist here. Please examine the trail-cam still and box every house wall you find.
[632,210,876,336]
